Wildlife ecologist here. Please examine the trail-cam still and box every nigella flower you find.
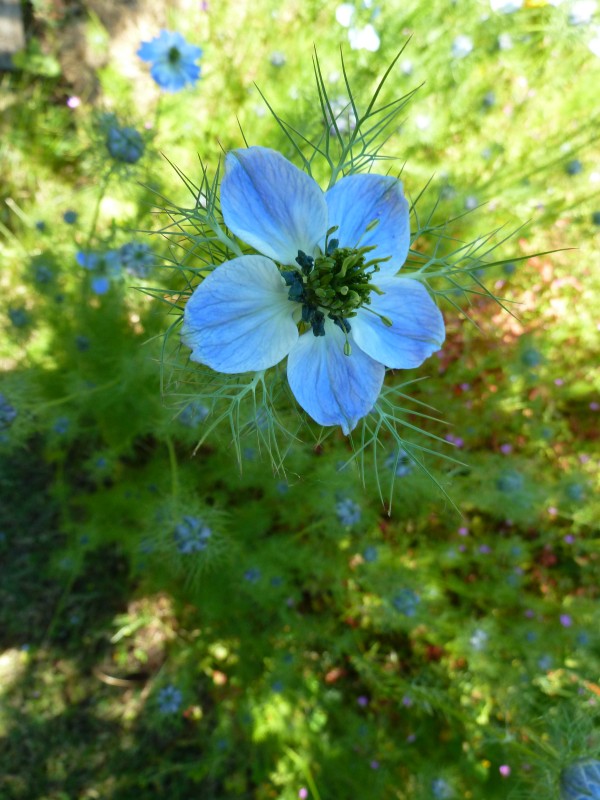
[106,125,145,164]
[137,30,202,92]
[157,684,183,714]
[0,393,17,430]
[182,148,445,433]
[173,515,212,554]
[336,497,362,526]
[76,250,122,275]
[560,758,600,799]
[120,242,154,277]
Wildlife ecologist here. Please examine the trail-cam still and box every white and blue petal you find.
[182,255,298,373]
[287,320,385,434]
[325,173,410,277]
[221,147,328,266]
[351,277,445,369]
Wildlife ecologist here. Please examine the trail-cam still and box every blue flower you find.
[560,758,600,799]
[392,588,420,616]
[173,516,212,554]
[496,469,524,493]
[76,250,122,275]
[244,567,261,583]
[157,684,183,714]
[566,159,584,176]
[137,30,202,92]
[178,401,209,427]
[336,497,362,526]
[0,394,17,430]
[182,147,445,433]
[106,126,145,164]
[53,417,70,435]
[91,276,110,295]
[385,448,412,477]
[63,210,78,224]
[8,308,30,328]
[120,242,154,277]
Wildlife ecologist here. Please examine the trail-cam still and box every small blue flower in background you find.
[592,211,600,226]
[336,497,362,526]
[34,264,53,284]
[392,588,420,617]
[452,35,473,59]
[8,308,30,328]
[173,515,212,554]
[0,394,17,430]
[106,125,145,164]
[53,417,70,435]
[566,159,584,176]
[560,758,600,800]
[269,51,286,67]
[178,400,209,427]
[138,30,202,92]
[385,448,412,477]
[363,545,378,563]
[75,335,90,352]
[470,628,488,651]
[432,777,455,799]
[496,469,524,493]
[77,250,122,275]
[91,276,110,295]
[120,242,154,277]
[244,567,261,583]
[182,147,445,433]
[63,210,78,224]
[157,684,183,714]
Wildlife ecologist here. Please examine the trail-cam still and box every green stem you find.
[166,436,179,501]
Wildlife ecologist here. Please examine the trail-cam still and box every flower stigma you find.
[281,229,391,355]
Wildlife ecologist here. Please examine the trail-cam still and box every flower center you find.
[282,239,382,340]
[167,46,181,65]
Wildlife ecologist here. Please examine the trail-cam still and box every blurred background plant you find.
[0,0,599,798]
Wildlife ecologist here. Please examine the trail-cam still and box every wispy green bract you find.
[150,47,519,507]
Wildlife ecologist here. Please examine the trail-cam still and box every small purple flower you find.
[500,443,513,455]
[560,614,573,627]
[499,765,511,777]
[138,30,202,92]
[298,789,308,800]
[357,695,369,707]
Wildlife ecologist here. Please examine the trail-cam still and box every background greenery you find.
[1,0,599,798]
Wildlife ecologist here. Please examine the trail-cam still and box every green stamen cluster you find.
[305,245,378,318]
[167,46,181,65]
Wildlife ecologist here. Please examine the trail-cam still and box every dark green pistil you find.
[167,46,181,65]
